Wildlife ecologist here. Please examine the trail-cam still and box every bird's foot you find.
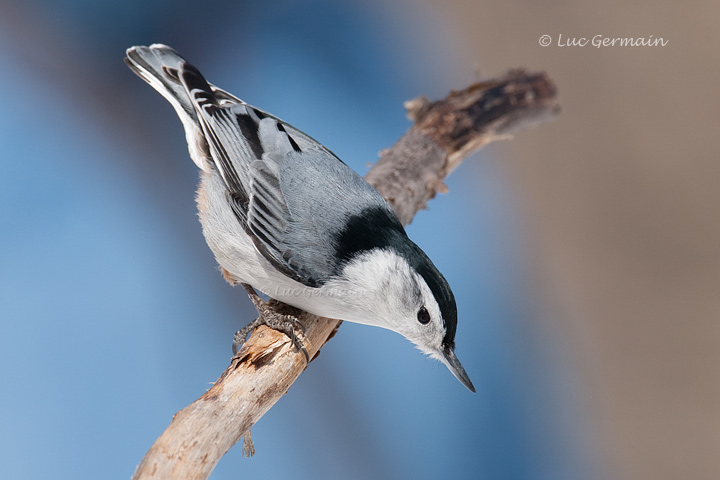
[232,284,309,363]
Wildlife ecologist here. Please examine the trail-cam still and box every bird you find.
[125,44,475,392]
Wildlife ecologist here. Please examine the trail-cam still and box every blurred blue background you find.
[0,1,592,479]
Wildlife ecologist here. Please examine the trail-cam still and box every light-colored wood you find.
[133,317,339,479]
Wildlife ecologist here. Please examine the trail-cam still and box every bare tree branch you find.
[132,70,559,480]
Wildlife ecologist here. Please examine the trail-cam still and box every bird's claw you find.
[233,284,309,363]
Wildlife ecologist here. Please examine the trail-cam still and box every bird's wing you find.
[178,60,357,287]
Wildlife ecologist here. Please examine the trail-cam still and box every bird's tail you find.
[125,44,214,172]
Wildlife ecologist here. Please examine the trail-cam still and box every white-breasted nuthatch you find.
[125,44,474,392]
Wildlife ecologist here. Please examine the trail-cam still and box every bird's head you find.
[336,246,475,392]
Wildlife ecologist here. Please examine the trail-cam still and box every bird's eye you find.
[417,306,431,325]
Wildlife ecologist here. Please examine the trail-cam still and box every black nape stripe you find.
[333,206,405,264]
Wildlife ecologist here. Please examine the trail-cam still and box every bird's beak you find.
[441,345,476,392]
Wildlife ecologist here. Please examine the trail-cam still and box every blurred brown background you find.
[433,1,719,478]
